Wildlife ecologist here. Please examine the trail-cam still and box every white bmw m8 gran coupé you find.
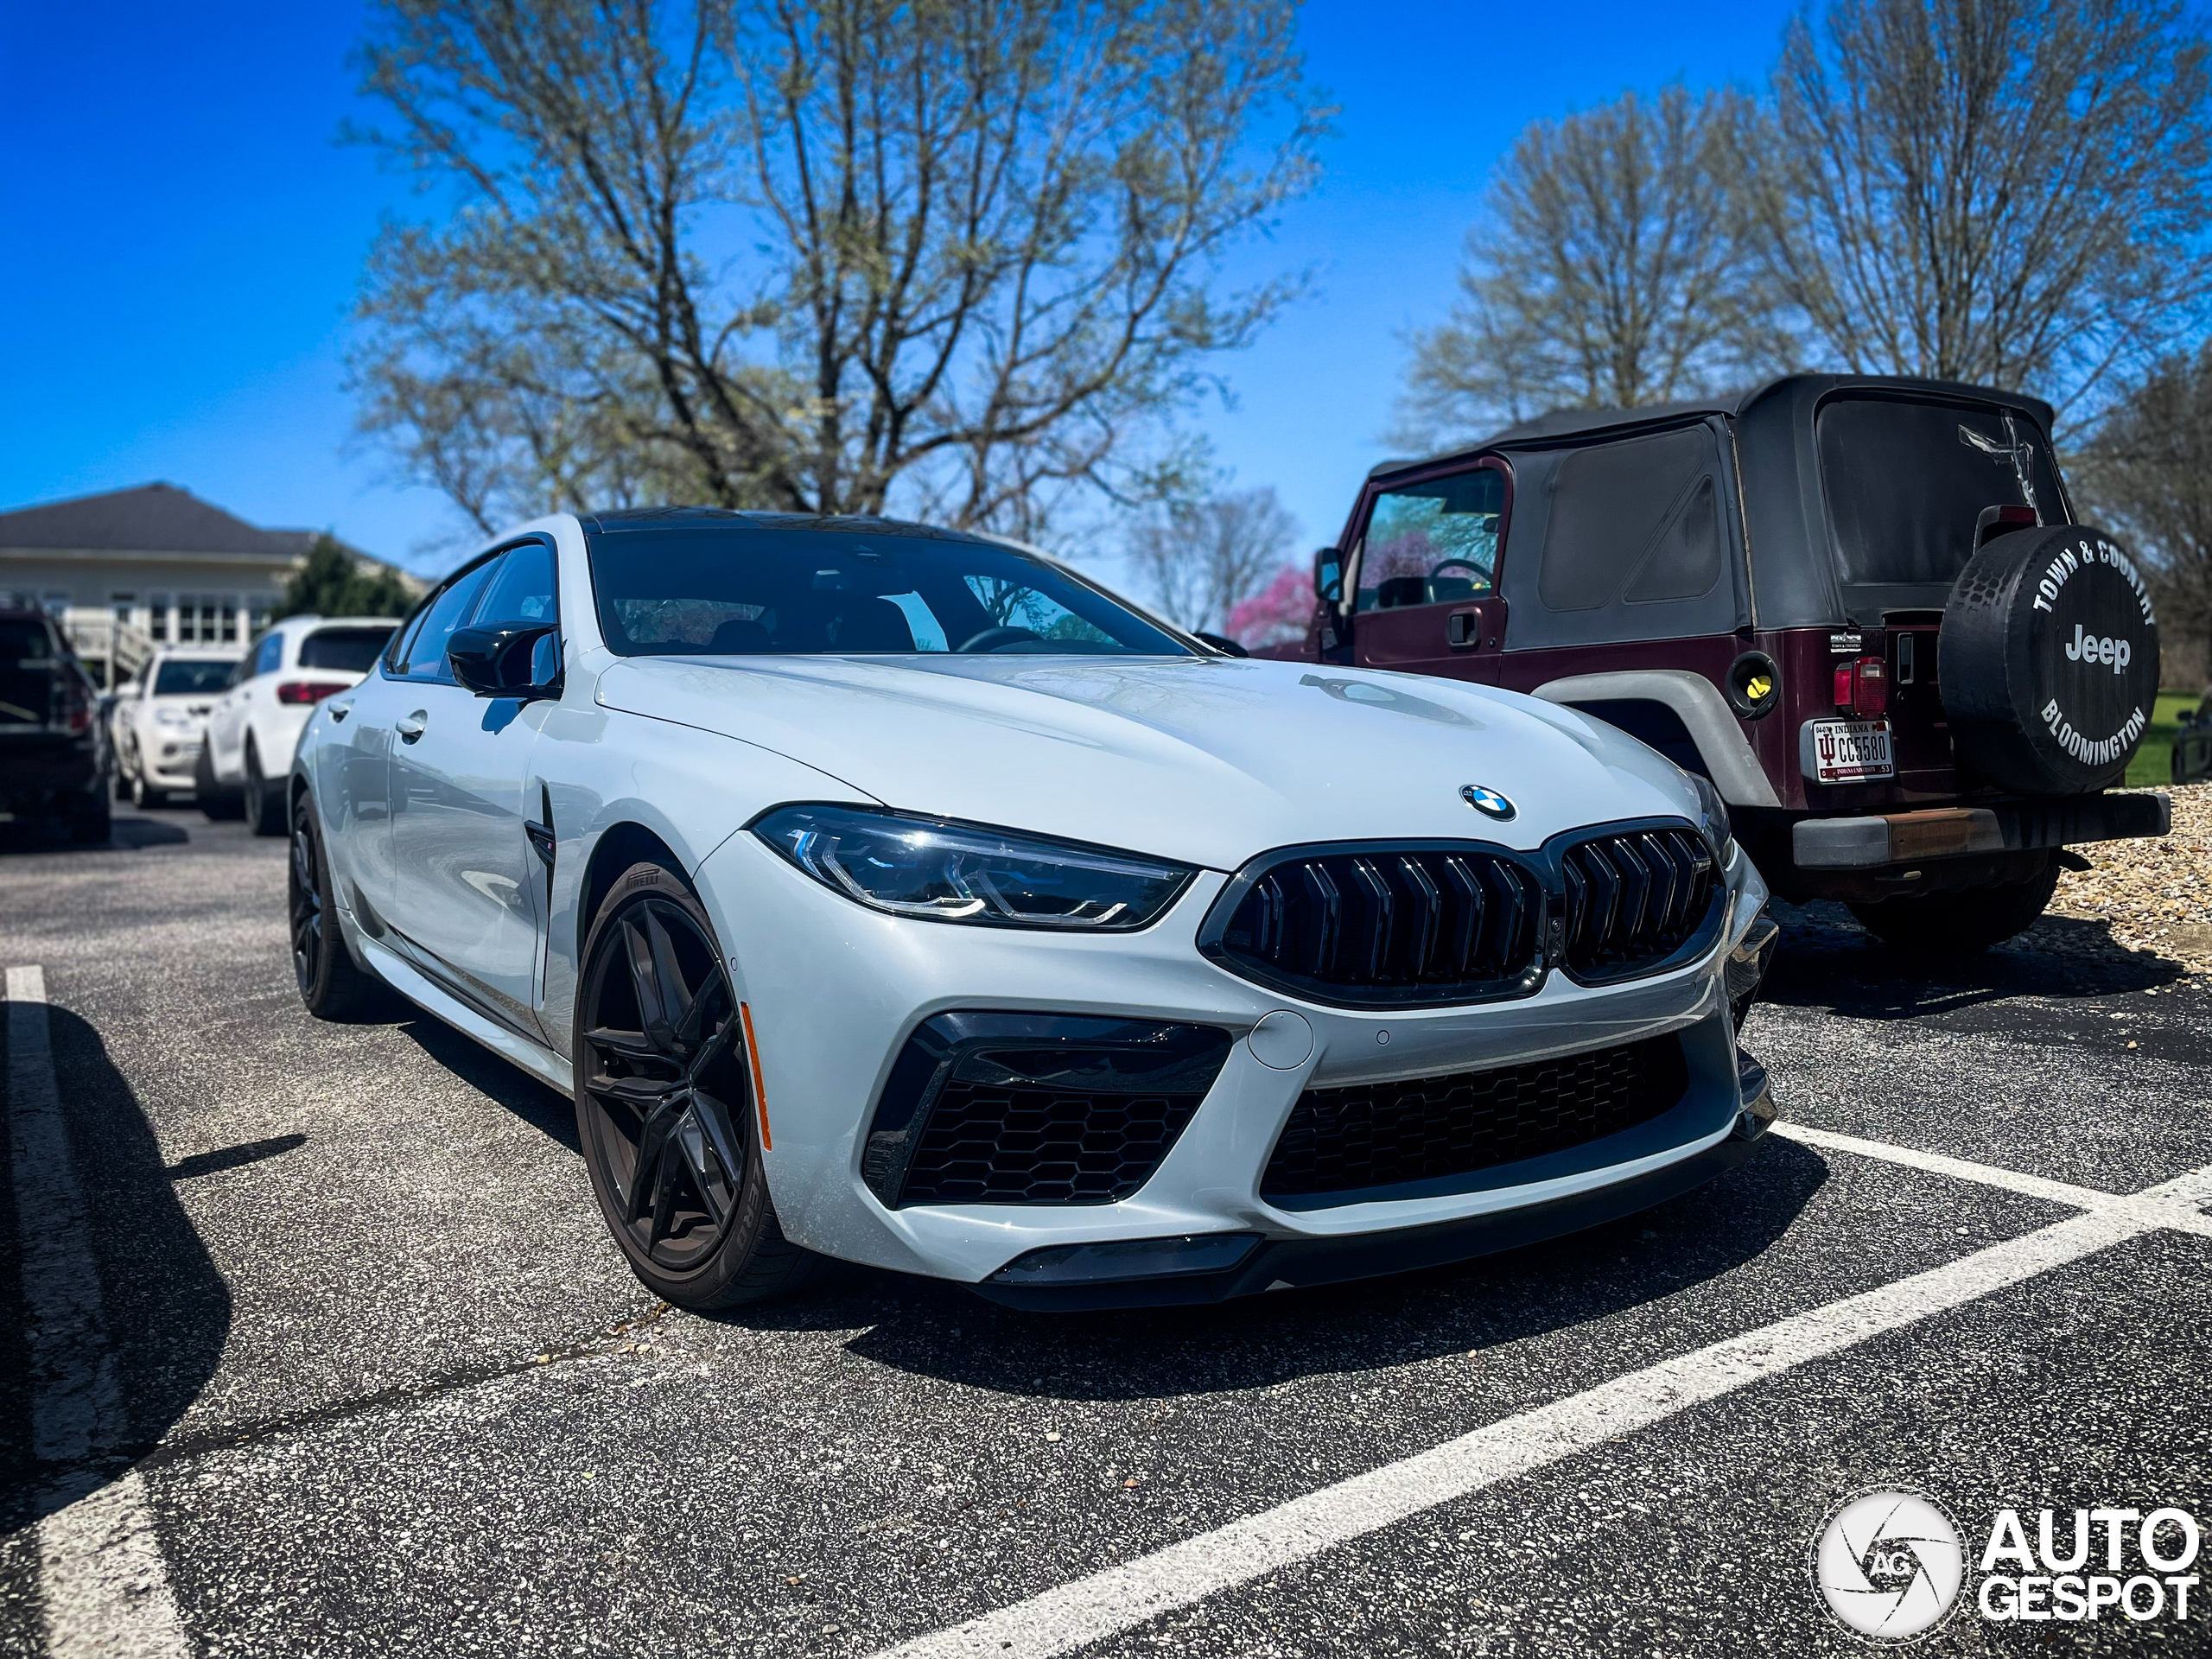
[288,510,1778,1312]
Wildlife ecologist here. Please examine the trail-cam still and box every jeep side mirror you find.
[448,624,561,700]
[1313,547,1344,605]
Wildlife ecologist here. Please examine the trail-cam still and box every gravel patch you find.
[2050,783,2212,976]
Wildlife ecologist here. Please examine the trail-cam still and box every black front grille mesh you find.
[865,1014,1233,1208]
[1209,849,1544,1006]
[1559,828,1719,982]
[899,1084,1199,1205]
[1261,1034,1690,1201]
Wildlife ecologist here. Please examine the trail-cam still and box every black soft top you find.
[1366,373,2065,632]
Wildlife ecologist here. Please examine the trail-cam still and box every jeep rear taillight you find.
[1834,655,1888,717]
[276,681,349,706]
[61,695,92,735]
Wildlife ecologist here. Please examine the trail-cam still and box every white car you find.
[289,512,1779,1313]
[202,613,401,834]
[110,647,242,808]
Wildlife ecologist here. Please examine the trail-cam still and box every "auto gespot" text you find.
[1978,1507,2199,1624]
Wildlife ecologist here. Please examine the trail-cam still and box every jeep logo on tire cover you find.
[1941,526,2161,795]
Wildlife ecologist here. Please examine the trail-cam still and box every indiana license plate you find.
[1807,718,1894,784]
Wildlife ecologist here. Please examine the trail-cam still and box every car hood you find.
[594,654,1699,869]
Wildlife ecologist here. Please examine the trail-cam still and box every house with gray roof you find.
[0,483,416,687]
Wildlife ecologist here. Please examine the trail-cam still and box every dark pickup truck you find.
[0,606,111,842]
[1272,374,2167,953]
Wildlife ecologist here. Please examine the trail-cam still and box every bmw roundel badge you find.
[1460,784,1516,821]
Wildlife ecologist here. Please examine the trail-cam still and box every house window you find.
[149,594,172,643]
[42,590,73,618]
[220,598,238,641]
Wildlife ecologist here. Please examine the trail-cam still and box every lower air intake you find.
[864,1013,1231,1207]
[1261,1034,1689,1202]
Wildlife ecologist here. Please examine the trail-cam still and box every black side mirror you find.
[1192,631,1249,658]
[448,624,561,699]
[1313,546,1344,605]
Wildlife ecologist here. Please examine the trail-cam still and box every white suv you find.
[201,613,401,833]
[111,647,244,808]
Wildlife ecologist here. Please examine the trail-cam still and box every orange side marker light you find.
[739,1001,772,1151]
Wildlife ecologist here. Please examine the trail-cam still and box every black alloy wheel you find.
[289,790,382,1018]
[575,862,816,1308]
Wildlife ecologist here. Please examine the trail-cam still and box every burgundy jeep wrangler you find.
[1271,374,2168,953]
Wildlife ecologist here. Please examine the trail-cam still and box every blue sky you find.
[0,0,1798,576]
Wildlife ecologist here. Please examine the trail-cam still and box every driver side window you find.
[1356,467,1505,612]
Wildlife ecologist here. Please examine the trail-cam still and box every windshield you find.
[1819,396,2068,588]
[153,659,235,696]
[585,523,1190,658]
[300,626,396,672]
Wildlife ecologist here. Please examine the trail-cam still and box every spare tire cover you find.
[1939,524,2160,795]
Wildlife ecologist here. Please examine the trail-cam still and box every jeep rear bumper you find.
[1789,791,2171,870]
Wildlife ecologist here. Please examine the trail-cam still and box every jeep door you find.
[1348,460,1510,684]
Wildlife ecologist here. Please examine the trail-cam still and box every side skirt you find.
[357,933,575,1099]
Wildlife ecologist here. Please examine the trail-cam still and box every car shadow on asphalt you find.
[738,1136,1830,1401]
[0,817,192,856]
[1760,901,2183,1021]
[0,1003,233,1532]
[395,1014,581,1154]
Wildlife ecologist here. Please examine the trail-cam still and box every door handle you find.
[395,713,428,743]
[1446,611,1479,649]
[327,699,353,722]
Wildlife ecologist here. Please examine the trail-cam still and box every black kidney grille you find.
[1212,849,1544,1004]
[899,1083,1201,1205]
[1261,1034,1689,1201]
[1558,828,1719,982]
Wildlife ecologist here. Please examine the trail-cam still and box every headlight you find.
[750,804,1194,930]
[1689,772,1732,861]
[154,706,194,728]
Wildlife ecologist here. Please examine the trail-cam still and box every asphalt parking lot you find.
[2,805,2207,1656]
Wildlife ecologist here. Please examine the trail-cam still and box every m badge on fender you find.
[1460,784,1516,821]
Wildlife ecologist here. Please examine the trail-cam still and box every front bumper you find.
[694,831,1776,1297]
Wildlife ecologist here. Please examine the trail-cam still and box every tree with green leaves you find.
[349,0,1326,543]
[276,534,419,620]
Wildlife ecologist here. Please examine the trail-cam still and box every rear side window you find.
[1538,428,1724,611]
[1819,396,2066,588]
[299,626,397,672]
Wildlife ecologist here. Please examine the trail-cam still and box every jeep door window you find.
[1818,396,2066,588]
[585,527,1190,656]
[1356,469,1503,611]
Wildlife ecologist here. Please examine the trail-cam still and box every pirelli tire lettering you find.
[1940,524,2161,796]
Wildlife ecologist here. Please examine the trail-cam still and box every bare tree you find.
[2073,344,2212,680]
[348,0,1326,539]
[1124,485,1298,633]
[1736,0,2212,422]
[1395,85,1777,445]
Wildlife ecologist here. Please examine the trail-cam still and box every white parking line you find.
[872,1157,2212,1659]
[1775,1122,2212,1236]
[6,966,191,1659]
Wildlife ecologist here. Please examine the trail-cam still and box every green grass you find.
[2126,688,2206,786]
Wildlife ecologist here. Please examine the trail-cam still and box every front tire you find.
[129,768,163,810]
[1847,861,2060,956]
[573,861,818,1311]
[289,790,385,1019]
